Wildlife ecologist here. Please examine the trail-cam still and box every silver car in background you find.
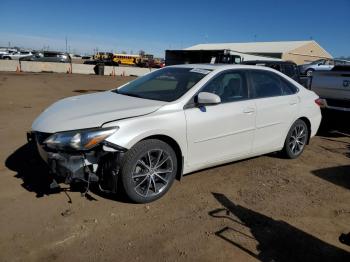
[21,51,71,63]
[299,59,350,76]
[2,50,33,60]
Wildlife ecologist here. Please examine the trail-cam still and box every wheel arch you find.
[140,134,184,180]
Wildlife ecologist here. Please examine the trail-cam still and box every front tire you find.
[120,139,177,203]
[282,119,309,159]
[306,69,314,77]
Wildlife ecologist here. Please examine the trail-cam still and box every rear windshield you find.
[114,67,210,102]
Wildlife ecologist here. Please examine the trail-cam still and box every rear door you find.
[185,70,256,168]
[248,70,300,154]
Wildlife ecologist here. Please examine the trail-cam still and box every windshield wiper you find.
[114,90,165,101]
[117,92,144,99]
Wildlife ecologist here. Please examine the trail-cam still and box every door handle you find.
[243,107,255,114]
[289,100,298,105]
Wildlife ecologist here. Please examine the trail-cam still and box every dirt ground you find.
[0,72,349,262]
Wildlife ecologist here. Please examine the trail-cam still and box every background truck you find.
[310,66,350,112]
[241,60,308,87]
[165,49,242,66]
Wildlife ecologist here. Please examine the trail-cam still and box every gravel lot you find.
[0,72,349,262]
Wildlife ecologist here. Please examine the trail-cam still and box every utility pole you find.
[65,36,68,53]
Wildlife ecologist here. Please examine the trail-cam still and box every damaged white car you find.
[29,64,322,203]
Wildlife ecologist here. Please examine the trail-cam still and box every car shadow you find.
[318,110,350,138]
[89,186,131,203]
[209,192,350,262]
[311,165,350,190]
[5,143,59,198]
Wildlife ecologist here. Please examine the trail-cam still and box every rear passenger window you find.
[281,78,298,95]
[250,71,298,98]
[250,71,283,98]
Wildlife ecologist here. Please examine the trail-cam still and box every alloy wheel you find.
[132,149,173,197]
[288,124,307,155]
[306,70,313,77]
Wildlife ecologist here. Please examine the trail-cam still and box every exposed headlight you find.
[44,127,118,151]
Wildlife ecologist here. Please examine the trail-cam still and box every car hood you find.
[32,91,166,133]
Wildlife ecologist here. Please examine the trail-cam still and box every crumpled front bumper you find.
[46,152,99,183]
[27,131,126,193]
[27,132,102,184]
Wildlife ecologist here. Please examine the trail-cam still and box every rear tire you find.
[282,119,309,159]
[120,139,177,203]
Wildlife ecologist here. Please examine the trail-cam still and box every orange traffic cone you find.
[66,65,72,74]
[110,67,115,77]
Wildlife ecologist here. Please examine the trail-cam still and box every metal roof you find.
[185,40,324,54]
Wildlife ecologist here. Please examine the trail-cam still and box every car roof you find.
[168,63,278,72]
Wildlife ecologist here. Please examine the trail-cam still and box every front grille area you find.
[326,99,350,109]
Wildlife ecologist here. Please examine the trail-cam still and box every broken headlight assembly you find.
[44,127,118,151]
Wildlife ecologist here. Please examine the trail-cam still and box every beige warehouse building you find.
[186,40,332,65]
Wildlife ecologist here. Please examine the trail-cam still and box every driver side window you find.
[201,71,248,103]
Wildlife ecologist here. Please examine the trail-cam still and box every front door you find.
[185,70,256,168]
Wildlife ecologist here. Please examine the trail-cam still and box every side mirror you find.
[197,92,221,105]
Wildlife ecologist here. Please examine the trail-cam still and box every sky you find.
[0,0,349,58]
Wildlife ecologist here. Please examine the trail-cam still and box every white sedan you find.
[2,51,33,60]
[30,64,322,203]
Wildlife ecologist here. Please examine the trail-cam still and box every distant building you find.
[186,40,332,65]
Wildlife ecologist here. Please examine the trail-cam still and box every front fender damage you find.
[28,130,127,194]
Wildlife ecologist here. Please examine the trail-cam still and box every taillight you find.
[315,98,326,107]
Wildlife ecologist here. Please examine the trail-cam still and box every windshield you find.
[114,67,210,102]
